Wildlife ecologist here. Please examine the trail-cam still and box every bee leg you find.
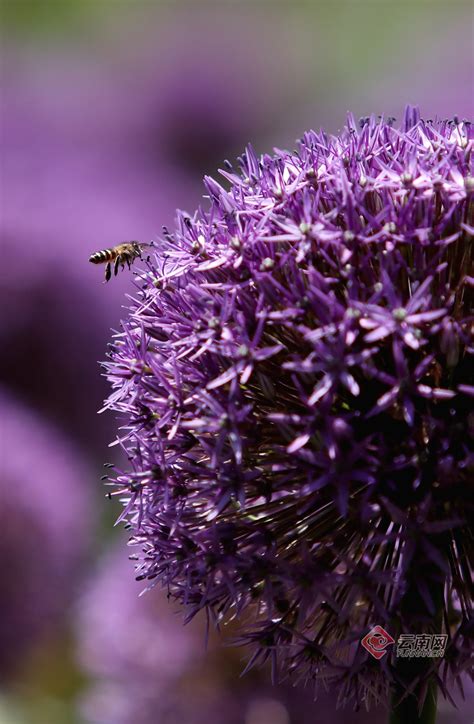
[114,256,120,276]
[104,262,111,283]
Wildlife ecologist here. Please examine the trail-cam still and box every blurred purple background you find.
[1,2,472,722]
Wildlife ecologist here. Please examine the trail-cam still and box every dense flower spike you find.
[104,107,473,711]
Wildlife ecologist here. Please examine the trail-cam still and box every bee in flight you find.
[89,241,151,282]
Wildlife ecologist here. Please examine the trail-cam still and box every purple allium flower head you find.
[0,389,93,678]
[103,107,473,712]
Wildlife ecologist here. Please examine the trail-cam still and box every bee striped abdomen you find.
[89,248,117,264]
[89,241,148,282]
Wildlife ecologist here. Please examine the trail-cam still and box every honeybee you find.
[89,242,151,282]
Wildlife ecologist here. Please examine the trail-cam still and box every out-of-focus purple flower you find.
[79,545,239,724]
[77,545,385,724]
[135,16,289,175]
[0,389,94,678]
[103,108,473,713]
[77,546,200,724]
[0,54,188,450]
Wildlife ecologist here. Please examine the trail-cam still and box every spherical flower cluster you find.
[104,107,473,712]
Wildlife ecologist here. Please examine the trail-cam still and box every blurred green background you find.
[1,2,472,723]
